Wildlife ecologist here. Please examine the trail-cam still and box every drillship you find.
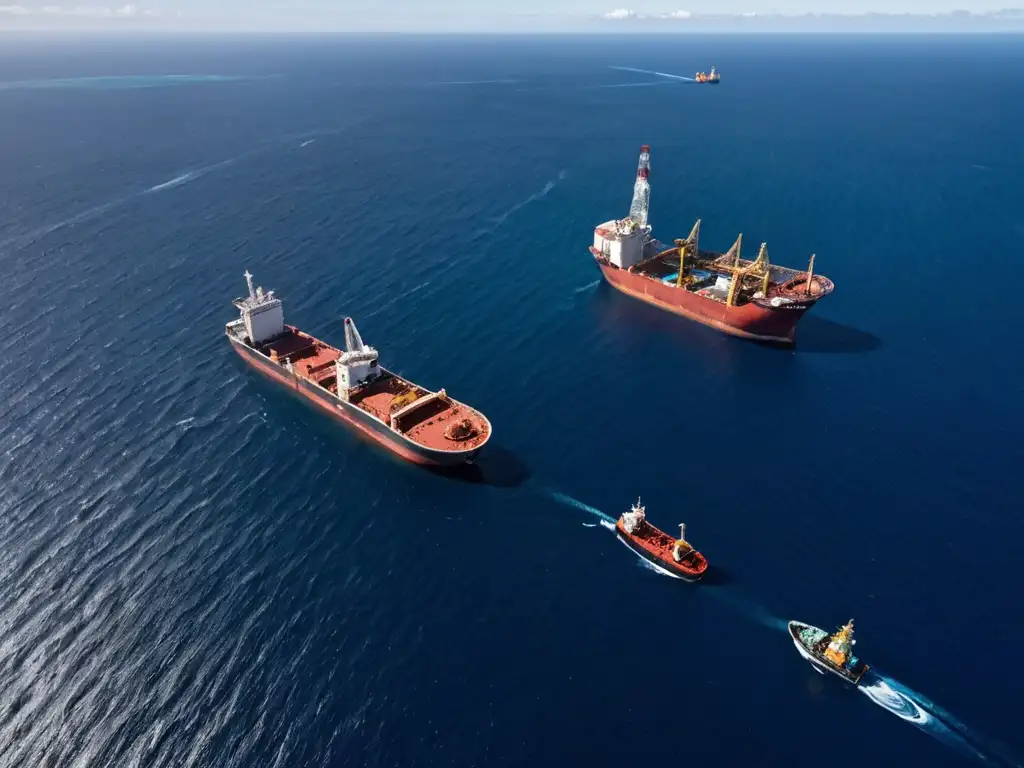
[788,619,870,685]
[695,66,720,84]
[589,145,834,344]
[226,271,491,466]
[615,497,708,581]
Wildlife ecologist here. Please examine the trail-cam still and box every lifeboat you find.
[615,498,708,581]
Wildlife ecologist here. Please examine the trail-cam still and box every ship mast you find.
[805,254,816,295]
[628,145,651,228]
[725,233,743,306]
[757,243,771,295]
[676,219,701,287]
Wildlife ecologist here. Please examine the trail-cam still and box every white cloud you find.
[664,10,691,19]
[603,8,636,20]
[1,3,155,16]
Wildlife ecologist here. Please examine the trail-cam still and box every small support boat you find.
[695,66,721,84]
[615,498,708,581]
[788,619,870,685]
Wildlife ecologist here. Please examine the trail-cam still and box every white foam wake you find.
[478,170,566,236]
[608,66,696,82]
[572,280,600,294]
[547,490,616,524]
[860,671,1022,767]
[361,281,431,321]
[147,172,198,193]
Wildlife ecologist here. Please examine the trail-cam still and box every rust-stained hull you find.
[595,259,822,345]
[615,518,707,582]
[228,333,489,467]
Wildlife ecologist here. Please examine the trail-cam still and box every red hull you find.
[615,518,708,581]
[229,338,487,467]
[597,260,814,344]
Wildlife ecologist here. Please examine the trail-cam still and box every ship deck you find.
[257,327,489,452]
[618,520,707,575]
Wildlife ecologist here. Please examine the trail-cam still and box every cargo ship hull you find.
[615,519,707,582]
[596,260,814,345]
[228,334,484,467]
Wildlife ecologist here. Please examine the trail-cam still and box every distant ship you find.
[615,498,708,581]
[226,271,491,466]
[589,145,833,344]
[788,619,870,685]
[695,66,721,84]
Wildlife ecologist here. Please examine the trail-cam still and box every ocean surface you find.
[1,33,1022,767]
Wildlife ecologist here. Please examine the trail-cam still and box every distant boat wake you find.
[0,121,365,254]
[546,490,616,524]
[860,671,1021,767]
[608,66,696,83]
[361,281,431,321]
[475,170,566,237]
[595,80,677,89]
[429,79,520,86]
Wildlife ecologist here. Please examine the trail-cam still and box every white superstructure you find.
[234,270,285,344]
[621,497,647,534]
[335,317,381,394]
[593,218,650,269]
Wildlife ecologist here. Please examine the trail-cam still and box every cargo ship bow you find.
[590,145,834,345]
[226,271,491,466]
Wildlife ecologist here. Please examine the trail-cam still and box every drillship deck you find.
[226,272,491,466]
[590,145,834,345]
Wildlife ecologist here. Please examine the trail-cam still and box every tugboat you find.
[695,66,720,84]
[615,498,708,581]
[788,619,870,685]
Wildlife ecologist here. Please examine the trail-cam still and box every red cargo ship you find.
[590,145,834,345]
[615,498,708,581]
[226,271,491,466]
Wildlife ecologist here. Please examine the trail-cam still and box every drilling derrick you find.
[628,145,652,228]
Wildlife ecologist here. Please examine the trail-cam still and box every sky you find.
[0,1,1022,32]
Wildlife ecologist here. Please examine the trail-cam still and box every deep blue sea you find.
[1,33,1023,767]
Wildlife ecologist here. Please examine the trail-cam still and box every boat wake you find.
[146,172,201,193]
[299,139,316,148]
[546,490,617,524]
[595,80,676,89]
[476,170,567,237]
[572,280,601,294]
[860,671,1021,767]
[361,281,431,321]
[704,588,788,632]
[429,79,520,86]
[608,66,696,82]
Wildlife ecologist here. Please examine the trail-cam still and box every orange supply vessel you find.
[615,498,708,581]
[226,271,491,466]
[590,145,834,345]
[695,66,721,84]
